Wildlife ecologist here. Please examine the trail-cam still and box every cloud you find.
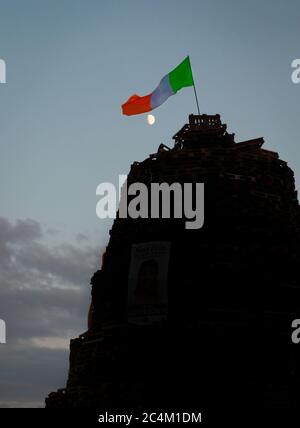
[0,216,102,407]
[76,232,89,243]
[0,217,42,244]
[0,343,69,408]
[20,336,70,350]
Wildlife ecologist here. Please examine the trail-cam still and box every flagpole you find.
[193,83,200,115]
[188,56,200,115]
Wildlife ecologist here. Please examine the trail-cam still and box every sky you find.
[0,0,299,407]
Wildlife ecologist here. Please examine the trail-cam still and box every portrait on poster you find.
[128,241,170,324]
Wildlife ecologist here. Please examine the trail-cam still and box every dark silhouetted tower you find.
[46,114,300,412]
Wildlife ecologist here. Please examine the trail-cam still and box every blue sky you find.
[0,0,299,407]
[0,0,300,242]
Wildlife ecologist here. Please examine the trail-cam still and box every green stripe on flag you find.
[169,56,194,93]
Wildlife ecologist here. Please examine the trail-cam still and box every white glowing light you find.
[147,114,155,125]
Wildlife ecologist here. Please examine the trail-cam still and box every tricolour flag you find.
[122,56,194,116]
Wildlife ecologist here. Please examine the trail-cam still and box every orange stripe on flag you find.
[121,94,152,116]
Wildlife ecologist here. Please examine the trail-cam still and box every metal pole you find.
[188,56,200,115]
[193,82,200,115]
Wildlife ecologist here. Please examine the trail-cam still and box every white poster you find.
[128,241,170,325]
